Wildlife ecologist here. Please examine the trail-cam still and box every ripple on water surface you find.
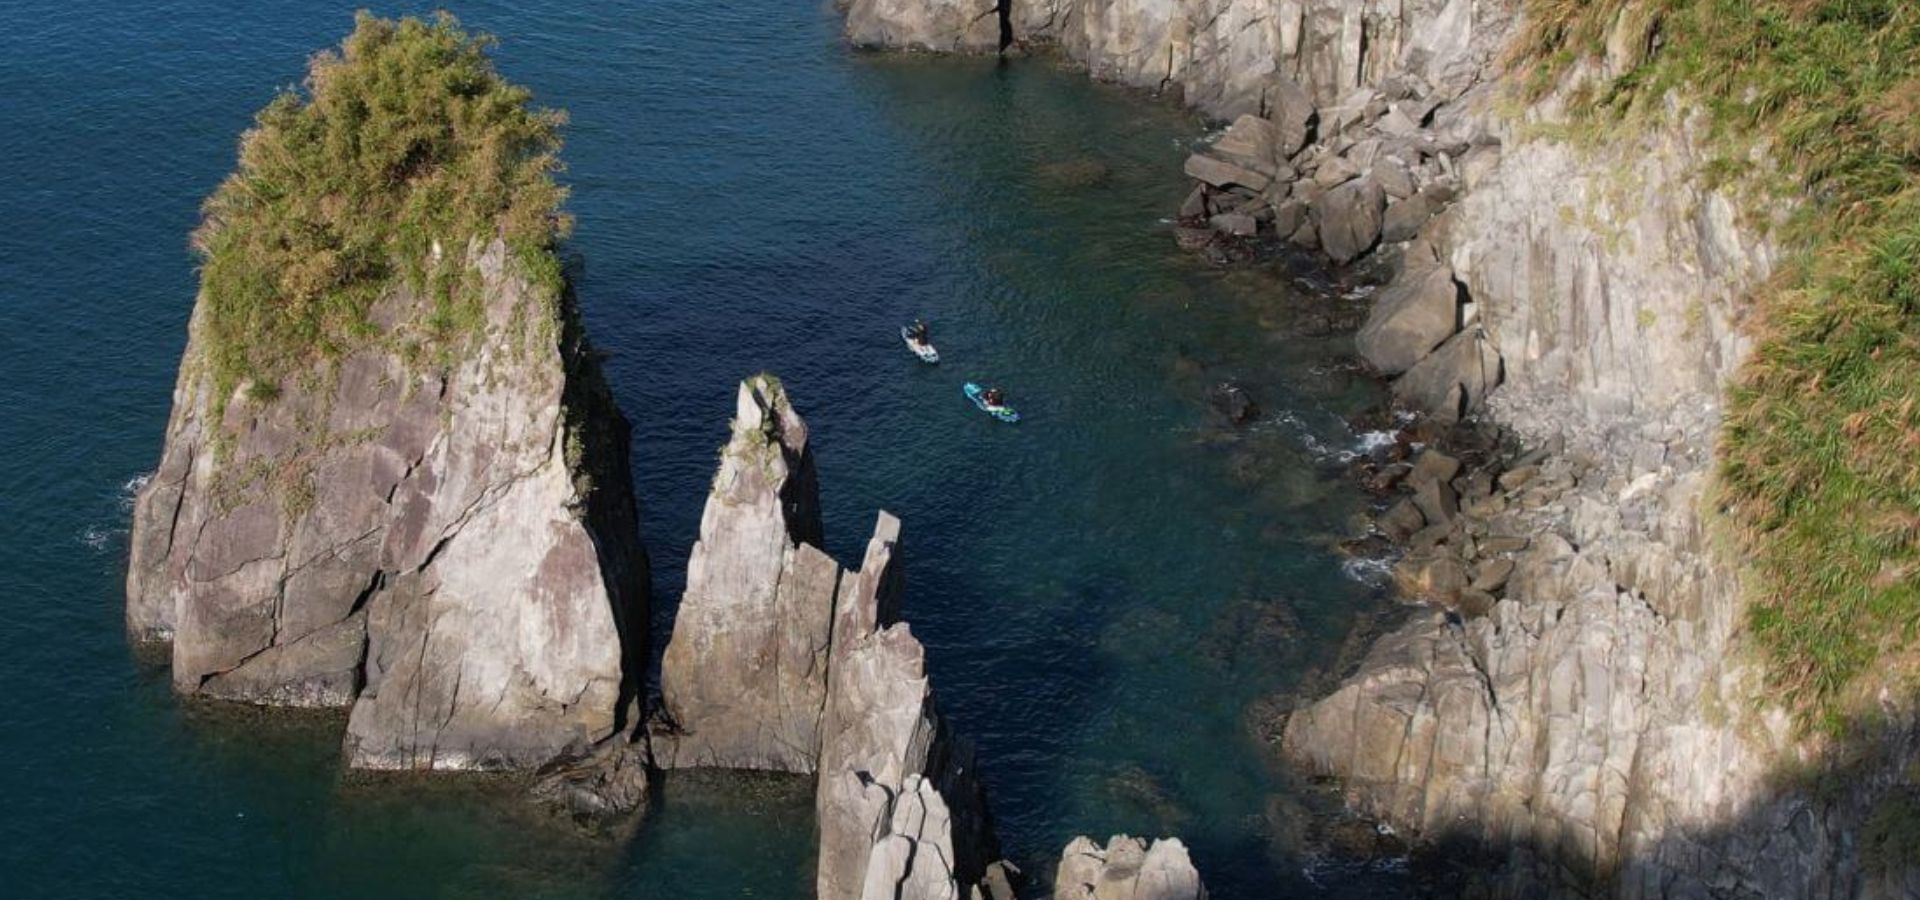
[0,0,1411,897]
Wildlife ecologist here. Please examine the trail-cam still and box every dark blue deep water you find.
[0,1,1414,897]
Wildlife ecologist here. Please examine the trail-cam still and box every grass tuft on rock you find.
[1513,0,1920,729]
[194,11,569,409]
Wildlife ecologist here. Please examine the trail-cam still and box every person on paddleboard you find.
[907,319,930,345]
[981,386,1006,409]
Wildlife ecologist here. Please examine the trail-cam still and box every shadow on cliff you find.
[1309,686,1920,898]
[558,252,653,736]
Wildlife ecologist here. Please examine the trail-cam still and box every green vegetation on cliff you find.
[1518,0,1920,728]
[195,11,568,405]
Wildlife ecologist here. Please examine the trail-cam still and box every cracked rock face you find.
[1052,835,1207,900]
[127,240,648,772]
[654,376,837,773]
[841,0,1500,118]
[815,515,1002,900]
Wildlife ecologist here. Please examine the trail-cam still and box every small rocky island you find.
[125,16,1215,897]
[126,14,648,774]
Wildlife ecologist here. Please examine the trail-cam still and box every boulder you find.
[1184,154,1271,192]
[1208,381,1259,425]
[1408,449,1463,488]
[1314,178,1387,264]
[655,376,837,773]
[1380,194,1438,243]
[1355,268,1461,374]
[1264,77,1317,157]
[1411,478,1459,527]
[1378,499,1427,541]
[1208,212,1258,237]
[530,739,651,826]
[1392,329,1504,424]
[1173,227,1215,252]
[1472,558,1516,593]
[1372,157,1417,199]
[1053,835,1207,900]
[1179,184,1208,218]
[1270,199,1308,237]
[1209,115,1286,178]
[1311,154,1361,188]
[1393,553,1470,604]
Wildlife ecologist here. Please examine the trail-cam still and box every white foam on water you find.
[1341,555,1395,587]
[119,472,151,509]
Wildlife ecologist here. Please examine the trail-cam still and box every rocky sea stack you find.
[126,14,648,775]
[652,375,1013,899]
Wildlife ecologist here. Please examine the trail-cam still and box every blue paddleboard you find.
[964,382,1020,423]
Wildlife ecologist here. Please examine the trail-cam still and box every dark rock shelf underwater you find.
[1,0,1416,896]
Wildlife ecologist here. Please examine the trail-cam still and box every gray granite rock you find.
[1355,266,1460,375]
[1315,176,1386,264]
[816,515,1000,900]
[129,240,648,773]
[1052,835,1207,900]
[654,375,838,773]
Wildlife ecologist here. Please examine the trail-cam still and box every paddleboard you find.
[901,326,939,364]
[963,382,1020,423]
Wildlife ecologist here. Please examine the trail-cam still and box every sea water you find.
[0,1,1413,896]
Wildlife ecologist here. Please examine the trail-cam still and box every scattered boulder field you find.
[1175,74,1503,426]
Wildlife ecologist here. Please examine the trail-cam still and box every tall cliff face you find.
[843,0,1504,117]
[841,0,1920,894]
[128,240,648,771]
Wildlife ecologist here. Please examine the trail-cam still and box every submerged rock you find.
[1207,381,1260,426]
[129,240,649,772]
[1052,835,1207,900]
[530,738,651,827]
[654,375,837,774]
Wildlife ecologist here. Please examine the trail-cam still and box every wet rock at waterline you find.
[1207,381,1259,426]
[653,375,837,774]
[1172,76,1473,270]
[128,240,650,774]
[1052,835,1208,900]
[530,738,652,829]
[841,0,1004,53]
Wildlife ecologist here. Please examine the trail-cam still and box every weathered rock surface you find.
[1315,176,1387,263]
[842,0,1004,53]
[842,0,1509,117]
[1390,327,1502,424]
[530,738,652,828]
[1289,41,1920,897]
[653,375,837,773]
[1355,266,1459,374]
[1052,835,1207,900]
[816,514,1001,900]
[129,240,648,773]
[845,1,1920,895]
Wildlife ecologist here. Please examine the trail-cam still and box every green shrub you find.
[1513,0,1920,727]
[194,11,569,407]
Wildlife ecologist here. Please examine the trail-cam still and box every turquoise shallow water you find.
[0,1,1413,897]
